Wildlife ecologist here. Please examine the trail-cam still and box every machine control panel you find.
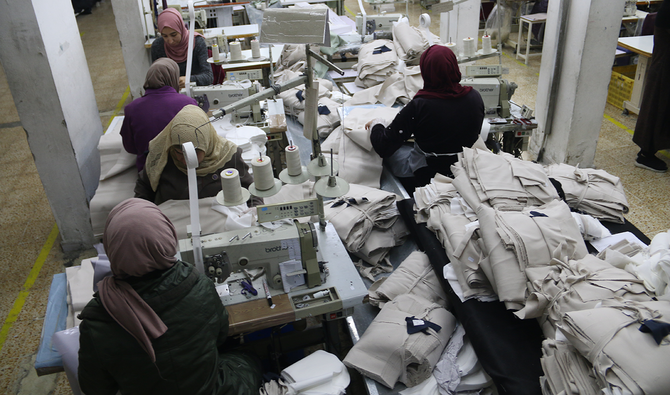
[256,199,322,223]
[465,65,508,77]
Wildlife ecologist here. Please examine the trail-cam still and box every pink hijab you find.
[414,45,472,100]
[98,198,178,362]
[157,7,203,63]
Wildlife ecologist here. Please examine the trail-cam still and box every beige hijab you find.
[144,105,237,191]
[98,198,178,362]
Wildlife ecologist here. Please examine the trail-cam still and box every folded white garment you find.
[65,259,95,327]
[281,350,350,395]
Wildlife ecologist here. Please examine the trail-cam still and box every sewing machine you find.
[460,76,517,118]
[185,81,261,119]
[178,220,367,326]
[178,220,321,289]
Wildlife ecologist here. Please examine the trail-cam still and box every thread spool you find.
[285,145,302,176]
[445,41,457,54]
[221,169,241,202]
[463,37,476,58]
[212,43,220,61]
[252,156,274,190]
[482,35,493,54]
[229,41,243,62]
[250,39,261,59]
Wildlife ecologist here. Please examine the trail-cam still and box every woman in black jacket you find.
[78,198,262,394]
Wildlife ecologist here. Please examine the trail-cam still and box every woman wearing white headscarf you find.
[78,198,263,394]
[134,104,259,206]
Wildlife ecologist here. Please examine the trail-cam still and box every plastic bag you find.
[268,99,287,133]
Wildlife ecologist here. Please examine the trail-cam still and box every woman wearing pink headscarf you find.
[151,7,213,87]
[367,45,484,191]
[78,198,262,394]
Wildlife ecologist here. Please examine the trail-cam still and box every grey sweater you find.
[151,35,213,86]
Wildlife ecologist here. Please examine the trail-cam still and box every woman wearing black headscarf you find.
[368,45,485,189]
[78,198,263,395]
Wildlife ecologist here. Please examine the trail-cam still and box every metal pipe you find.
[307,48,345,76]
[537,0,571,162]
[210,75,307,118]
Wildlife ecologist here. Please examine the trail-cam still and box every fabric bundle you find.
[352,218,409,279]
[344,294,456,389]
[540,339,600,395]
[559,300,670,395]
[392,18,430,65]
[353,39,400,88]
[544,163,629,224]
[296,97,342,138]
[518,254,652,338]
[452,148,559,211]
[368,251,448,308]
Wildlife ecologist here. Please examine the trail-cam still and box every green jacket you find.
[78,261,262,395]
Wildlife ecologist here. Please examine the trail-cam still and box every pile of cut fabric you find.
[411,147,670,394]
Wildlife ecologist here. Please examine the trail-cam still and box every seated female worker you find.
[121,58,197,172]
[78,198,263,395]
[367,45,485,191]
[151,7,213,87]
[134,105,260,206]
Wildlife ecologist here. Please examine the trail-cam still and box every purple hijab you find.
[98,198,178,362]
[415,45,472,100]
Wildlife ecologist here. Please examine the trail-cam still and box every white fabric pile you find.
[391,17,432,65]
[545,163,629,224]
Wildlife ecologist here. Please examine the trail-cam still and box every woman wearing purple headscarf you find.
[151,7,213,87]
[78,198,263,395]
[368,45,484,190]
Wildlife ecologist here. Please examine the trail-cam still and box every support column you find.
[111,0,153,100]
[440,0,480,53]
[0,0,102,251]
[529,0,625,167]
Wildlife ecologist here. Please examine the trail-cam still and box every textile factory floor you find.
[0,1,668,393]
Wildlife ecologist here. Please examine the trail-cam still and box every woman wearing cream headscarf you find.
[78,198,263,395]
[134,105,256,206]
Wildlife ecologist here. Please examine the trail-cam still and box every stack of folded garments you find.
[344,294,457,389]
[540,338,600,395]
[544,163,629,224]
[353,39,400,89]
[343,65,422,107]
[518,254,652,337]
[368,251,448,309]
[324,183,406,276]
[296,97,342,138]
[452,148,559,211]
[559,299,670,395]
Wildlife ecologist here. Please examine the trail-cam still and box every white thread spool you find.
[446,42,457,53]
[463,37,476,58]
[220,168,242,203]
[285,145,302,176]
[212,43,220,61]
[251,39,261,59]
[251,155,274,191]
[229,41,243,61]
[482,35,493,54]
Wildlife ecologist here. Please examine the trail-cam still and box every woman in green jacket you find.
[78,198,263,394]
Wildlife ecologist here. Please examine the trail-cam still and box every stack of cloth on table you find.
[412,147,670,394]
[323,183,408,280]
[353,39,399,89]
[346,251,496,394]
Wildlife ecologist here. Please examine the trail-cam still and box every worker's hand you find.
[179,76,187,89]
[365,118,388,131]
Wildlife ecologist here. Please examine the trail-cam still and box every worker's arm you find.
[134,169,157,203]
[370,101,416,158]
[190,36,214,86]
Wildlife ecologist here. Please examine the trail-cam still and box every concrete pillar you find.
[111,0,153,100]
[440,0,481,54]
[0,0,102,251]
[529,0,625,166]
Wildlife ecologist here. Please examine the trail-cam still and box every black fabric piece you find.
[639,319,670,345]
[405,316,442,334]
[397,198,544,395]
[318,105,331,115]
[548,178,566,202]
[529,211,548,218]
[296,90,305,102]
[372,45,392,54]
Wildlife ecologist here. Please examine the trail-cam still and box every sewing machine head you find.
[178,220,321,290]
